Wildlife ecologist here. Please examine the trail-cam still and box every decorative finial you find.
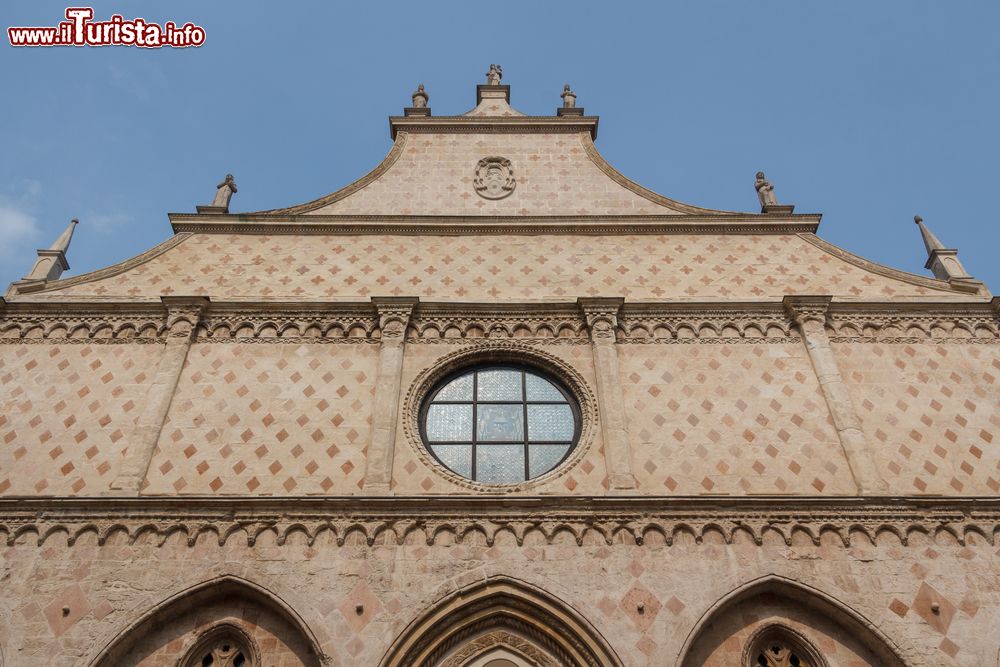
[914,214,944,253]
[21,218,79,282]
[197,174,237,214]
[913,214,975,283]
[755,171,778,208]
[411,83,428,109]
[52,218,79,253]
[561,84,577,109]
[485,64,503,86]
[212,174,237,208]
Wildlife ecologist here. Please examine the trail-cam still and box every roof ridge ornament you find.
[913,214,945,254]
[557,84,584,117]
[755,171,794,215]
[477,64,510,105]
[405,83,431,117]
[197,174,237,214]
[18,218,79,283]
[914,214,981,291]
[485,64,503,85]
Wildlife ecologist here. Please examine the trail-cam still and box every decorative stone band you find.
[1,299,997,344]
[165,214,822,236]
[1,496,998,549]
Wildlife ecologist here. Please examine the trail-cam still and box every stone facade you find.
[1,74,998,666]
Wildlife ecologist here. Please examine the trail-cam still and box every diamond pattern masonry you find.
[35,233,946,302]
[0,343,164,495]
[620,342,857,494]
[834,342,1000,495]
[143,343,376,495]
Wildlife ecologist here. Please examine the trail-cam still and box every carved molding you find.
[166,214,822,236]
[798,233,976,295]
[246,133,408,216]
[1,301,996,344]
[615,303,799,342]
[2,497,998,550]
[399,342,598,493]
[405,304,588,342]
[9,234,193,296]
[581,134,742,216]
[438,629,558,667]
[578,297,623,342]
[741,624,828,667]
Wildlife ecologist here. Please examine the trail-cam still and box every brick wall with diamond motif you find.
[142,342,377,495]
[619,341,858,494]
[833,341,1000,495]
[0,342,165,495]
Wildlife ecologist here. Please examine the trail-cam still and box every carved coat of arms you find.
[473,156,515,200]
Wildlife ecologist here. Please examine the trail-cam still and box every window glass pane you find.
[430,444,472,478]
[477,404,524,441]
[528,444,571,478]
[476,445,525,484]
[525,373,565,401]
[425,404,472,442]
[527,404,574,441]
[434,373,474,401]
[476,369,523,401]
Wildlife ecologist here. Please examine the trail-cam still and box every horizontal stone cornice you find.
[167,213,822,235]
[387,114,600,139]
[1,496,998,548]
[2,299,997,343]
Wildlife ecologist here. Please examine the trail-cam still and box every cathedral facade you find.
[1,70,998,666]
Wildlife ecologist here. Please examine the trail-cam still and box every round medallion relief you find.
[473,157,515,200]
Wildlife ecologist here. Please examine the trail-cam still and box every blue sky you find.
[2,2,998,292]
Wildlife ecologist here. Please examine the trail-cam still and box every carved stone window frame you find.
[741,624,828,667]
[403,343,597,493]
[419,363,582,484]
[179,622,259,667]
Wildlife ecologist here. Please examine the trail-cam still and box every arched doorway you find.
[88,575,326,667]
[677,575,909,667]
[381,576,622,667]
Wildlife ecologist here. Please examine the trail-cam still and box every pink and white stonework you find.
[1,75,998,666]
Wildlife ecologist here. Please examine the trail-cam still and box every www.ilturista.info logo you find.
[8,7,205,48]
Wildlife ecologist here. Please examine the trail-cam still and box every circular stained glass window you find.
[420,365,581,484]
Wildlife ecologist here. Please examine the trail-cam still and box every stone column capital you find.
[578,297,624,342]
[372,296,418,341]
[160,296,210,337]
[782,295,832,327]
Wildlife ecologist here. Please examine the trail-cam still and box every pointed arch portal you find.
[380,576,622,667]
[88,575,326,667]
[677,575,909,667]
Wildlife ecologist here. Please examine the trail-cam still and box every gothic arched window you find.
[420,365,581,484]
[182,625,257,667]
[746,629,823,667]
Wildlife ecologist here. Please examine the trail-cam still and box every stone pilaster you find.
[362,297,418,494]
[784,296,887,495]
[108,296,209,495]
[578,297,637,491]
